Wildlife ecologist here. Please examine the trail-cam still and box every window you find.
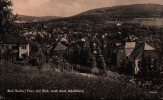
[21,53,28,58]
[12,46,18,50]
[21,45,26,49]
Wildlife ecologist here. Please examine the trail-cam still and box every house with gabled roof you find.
[124,42,136,57]
[110,42,136,69]
[46,37,68,57]
[46,38,69,65]
[130,42,161,74]
[54,42,67,51]
[0,34,30,60]
[111,41,160,74]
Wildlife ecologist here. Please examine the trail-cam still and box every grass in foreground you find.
[0,60,161,99]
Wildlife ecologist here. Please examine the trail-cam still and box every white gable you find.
[125,42,136,48]
[81,38,86,42]
[125,42,136,56]
[60,38,67,42]
[125,48,134,56]
[144,43,155,50]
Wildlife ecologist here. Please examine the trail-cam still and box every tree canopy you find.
[0,0,17,40]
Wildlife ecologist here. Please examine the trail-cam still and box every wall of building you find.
[8,44,17,50]
[19,44,30,58]
[135,59,140,74]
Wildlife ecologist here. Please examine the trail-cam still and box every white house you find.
[0,34,30,59]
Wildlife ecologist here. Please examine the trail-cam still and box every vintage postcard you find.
[0,0,163,99]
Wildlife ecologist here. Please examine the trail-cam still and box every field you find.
[137,18,163,27]
[0,60,162,99]
[105,18,163,27]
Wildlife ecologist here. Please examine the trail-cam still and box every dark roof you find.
[130,42,160,60]
[0,34,29,44]
[54,42,67,51]
[130,43,144,59]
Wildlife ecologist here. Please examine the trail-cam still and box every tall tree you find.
[0,0,16,40]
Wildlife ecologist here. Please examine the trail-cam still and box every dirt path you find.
[77,73,97,78]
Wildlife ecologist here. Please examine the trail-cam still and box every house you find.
[110,41,160,74]
[130,42,161,74]
[124,42,136,57]
[46,37,68,58]
[51,38,69,65]
[0,34,30,60]
[54,42,67,53]
[110,42,135,69]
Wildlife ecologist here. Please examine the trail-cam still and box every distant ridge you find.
[17,15,61,23]
[48,4,163,23]
[45,4,163,30]
[75,4,163,18]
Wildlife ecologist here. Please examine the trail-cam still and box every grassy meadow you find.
[0,60,161,99]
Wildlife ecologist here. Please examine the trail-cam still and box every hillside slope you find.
[46,4,163,31]
[17,15,61,23]
[77,4,163,18]
[0,60,160,99]
[49,4,163,23]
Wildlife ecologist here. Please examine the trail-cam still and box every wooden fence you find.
[2,54,17,62]
[50,61,92,72]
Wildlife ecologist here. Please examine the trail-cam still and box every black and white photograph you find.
[0,0,163,99]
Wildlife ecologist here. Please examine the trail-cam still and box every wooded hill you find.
[17,15,61,23]
[48,4,163,24]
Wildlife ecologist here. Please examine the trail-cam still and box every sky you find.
[12,0,163,17]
